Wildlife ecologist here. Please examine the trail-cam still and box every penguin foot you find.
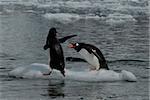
[43,71,52,76]
[89,66,96,71]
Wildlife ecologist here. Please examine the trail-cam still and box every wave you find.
[66,57,147,63]
[108,59,147,63]
[0,0,148,16]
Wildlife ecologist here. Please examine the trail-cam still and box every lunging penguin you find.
[43,27,77,76]
[68,42,109,70]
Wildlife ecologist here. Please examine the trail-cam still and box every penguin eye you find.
[76,43,79,46]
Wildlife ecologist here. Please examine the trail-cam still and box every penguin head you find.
[48,27,57,37]
[68,42,81,52]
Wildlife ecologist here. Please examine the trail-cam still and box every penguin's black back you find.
[49,37,65,71]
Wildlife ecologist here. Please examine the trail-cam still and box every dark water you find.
[0,1,149,100]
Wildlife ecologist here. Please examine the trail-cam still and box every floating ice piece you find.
[42,13,80,23]
[9,63,137,82]
[106,13,136,24]
[42,13,100,24]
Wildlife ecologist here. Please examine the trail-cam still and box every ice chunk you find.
[9,63,137,82]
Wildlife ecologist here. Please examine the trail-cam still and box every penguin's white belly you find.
[79,49,100,70]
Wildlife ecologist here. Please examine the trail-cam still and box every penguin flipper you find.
[43,44,49,50]
[85,48,102,61]
[59,35,77,43]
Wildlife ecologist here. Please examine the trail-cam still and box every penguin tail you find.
[101,63,109,70]
[105,64,109,70]
[61,70,65,77]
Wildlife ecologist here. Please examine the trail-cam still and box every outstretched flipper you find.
[43,35,77,50]
[59,35,77,43]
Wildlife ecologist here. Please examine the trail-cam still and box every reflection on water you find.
[48,80,65,98]
[41,80,65,99]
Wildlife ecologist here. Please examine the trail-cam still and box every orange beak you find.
[68,43,75,48]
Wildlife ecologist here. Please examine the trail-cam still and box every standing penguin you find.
[68,42,109,70]
[43,28,77,76]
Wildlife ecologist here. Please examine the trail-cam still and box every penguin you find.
[43,27,77,76]
[68,42,109,70]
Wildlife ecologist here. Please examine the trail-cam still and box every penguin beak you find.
[68,43,75,48]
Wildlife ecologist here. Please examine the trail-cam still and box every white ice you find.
[9,63,137,82]
[42,13,99,24]
[106,13,136,24]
